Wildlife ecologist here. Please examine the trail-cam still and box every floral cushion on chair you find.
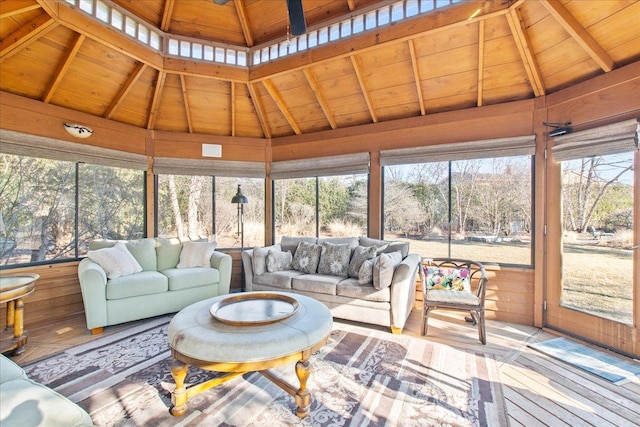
[425,267,471,292]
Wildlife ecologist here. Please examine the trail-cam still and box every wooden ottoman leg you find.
[170,361,189,416]
[294,350,312,418]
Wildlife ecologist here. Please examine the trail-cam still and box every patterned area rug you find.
[23,317,507,426]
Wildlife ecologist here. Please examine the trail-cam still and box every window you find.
[274,174,368,239]
[153,158,266,249]
[271,153,370,240]
[553,118,638,324]
[0,154,145,266]
[384,156,532,265]
[560,153,634,323]
[380,135,535,266]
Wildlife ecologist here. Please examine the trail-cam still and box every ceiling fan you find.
[213,0,307,36]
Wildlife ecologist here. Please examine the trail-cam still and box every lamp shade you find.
[231,184,248,204]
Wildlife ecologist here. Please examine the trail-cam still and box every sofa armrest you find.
[389,253,420,332]
[77,258,109,331]
[241,249,255,291]
[210,251,232,294]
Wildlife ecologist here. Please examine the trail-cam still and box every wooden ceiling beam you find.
[247,83,271,138]
[250,0,511,82]
[477,20,485,107]
[303,68,337,129]
[506,7,545,97]
[347,0,357,12]
[147,70,167,130]
[104,62,147,119]
[160,0,175,32]
[262,79,302,135]
[0,13,57,62]
[163,57,248,83]
[234,0,254,47]
[350,55,378,123]
[231,82,236,137]
[180,74,194,133]
[0,1,41,19]
[42,33,85,103]
[540,0,615,72]
[408,39,426,116]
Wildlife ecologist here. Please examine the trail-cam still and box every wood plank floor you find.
[4,305,640,427]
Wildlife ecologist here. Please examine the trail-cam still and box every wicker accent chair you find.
[420,258,488,344]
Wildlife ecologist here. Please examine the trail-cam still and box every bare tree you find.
[562,156,633,233]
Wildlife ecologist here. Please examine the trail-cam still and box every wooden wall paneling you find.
[0,90,148,154]
[533,96,547,328]
[0,262,85,330]
[151,129,267,162]
[270,99,535,161]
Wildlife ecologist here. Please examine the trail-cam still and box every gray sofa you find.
[0,354,94,426]
[78,237,231,334]
[242,236,420,333]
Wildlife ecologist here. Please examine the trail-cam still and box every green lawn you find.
[391,234,633,324]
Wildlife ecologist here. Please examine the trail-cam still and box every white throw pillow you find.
[87,242,142,279]
[177,240,217,268]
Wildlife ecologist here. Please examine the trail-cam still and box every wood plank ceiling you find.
[1,0,639,140]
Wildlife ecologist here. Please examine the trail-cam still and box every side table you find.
[0,274,38,356]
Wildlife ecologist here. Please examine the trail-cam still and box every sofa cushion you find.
[317,242,351,277]
[359,236,410,258]
[317,237,359,250]
[163,267,220,291]
[0,377,94,427]
[337,278,391,302]
[254,270,304,289]
[177,240,217,268]
[348,245,377,278]
[88,242,142,279]
[373,251,403,290]
[291,241,322,274]
[106,271,168,299]
[252,244,281,275]
[292,274,342,296]
[126,238,157,271]
[358,257,376,285]
[156,237,183,270]
[280,236,317,255]
[266,250,292,272]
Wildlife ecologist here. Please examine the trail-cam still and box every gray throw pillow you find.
[358,257,376,285]
[252,244,281,276]
[348,245,377,278]
[291,241,322,274]
[317,242,351,277]
[266,250,292,272]
[373,251,403,290]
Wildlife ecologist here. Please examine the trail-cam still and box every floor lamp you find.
[231,184,248,290]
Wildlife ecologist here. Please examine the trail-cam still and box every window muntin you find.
[384,156,533,266]
[560,153,634,324]
[0,154,145,266]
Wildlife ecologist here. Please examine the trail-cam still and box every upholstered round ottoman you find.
[168,291,333,418]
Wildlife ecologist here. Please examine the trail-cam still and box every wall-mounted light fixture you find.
[64,123,93,139]
[543,121,572,137]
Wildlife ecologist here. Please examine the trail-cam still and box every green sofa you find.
[78,237,231,334]
[0,354,94,426]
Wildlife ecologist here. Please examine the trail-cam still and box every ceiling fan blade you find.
[286,0,307,36]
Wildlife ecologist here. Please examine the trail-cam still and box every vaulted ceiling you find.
[1,0,639,140]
